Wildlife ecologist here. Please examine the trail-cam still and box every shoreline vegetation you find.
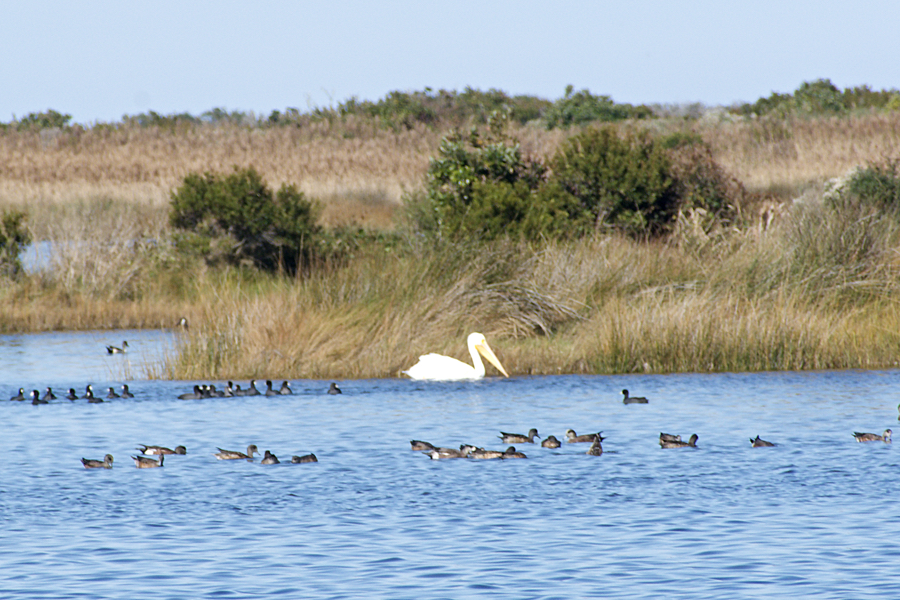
[2,81,900,379]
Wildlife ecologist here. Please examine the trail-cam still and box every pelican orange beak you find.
[475,340,509,378]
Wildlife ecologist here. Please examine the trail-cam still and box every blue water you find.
[2,332,899,599]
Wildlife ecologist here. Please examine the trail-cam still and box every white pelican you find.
[403,332,510,381]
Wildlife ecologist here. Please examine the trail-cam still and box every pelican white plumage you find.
[403,332,509,381]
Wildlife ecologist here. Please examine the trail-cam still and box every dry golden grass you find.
[703,112,900,195]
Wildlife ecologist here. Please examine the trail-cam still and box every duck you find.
[81,454,114,469]
[566,429,603,443]
[586,437,603,456]
[65,388,78,400]
[327,382,342,395]
[429,444,478,459]
[137,444,186,456]
[214,444,259,460]
[278,381,292,395]
[9,388,25,401]
[178,385,202,400]
[132,454,164,468]
[260,450,280,464]
[84,385,103,403]
[246,380,261,396]
[659,432,682,443]
[220,382,234,397]
[43,387,57,401]
[853,429,892,443]
[264,380,278,397]
[291,454,318,463]
[410,440,436,451]
[541,435,561,448]
[177,317,189,330]
[750,435,775,447]
[106,341,128,354]
[232,384,245,396]
[622,389,648,404]
[106,387,120,399]
[469,448,504,459]
[502,446,527,459]
[499,428,539,444]
[120,384,135,399]
[660,433,699,448]
[31,390,48,405]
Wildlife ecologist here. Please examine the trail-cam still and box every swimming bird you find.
[291,454,318,463]
[177,317,189,330]
[84,385,102,403]
[120,384,134,399]
[106,387,120,399]
[586,437,603,456]
[622,389,648,404]
[566,429,602,443]
[246,380,261,396]
[264,380,278,397]
[31,390,48,404]
[260,450,280,464]
[853,429,892,443]
[660,433,698,448]
[502,446,527,459]
[659,432,682,443]
[327,382,342,395]
[10,388,24,401]
[65,388,78,400]
[470,447,504,459]
[106,341,128,354]
[132,454,164,468]
[403,332,509,381]
[750,435,775,447]
[43,387,57,401]
[137,445,186,456]
[81,454,114,469]
[541,435,561,448]
[220,382,234,397]
[178,385,202,400]
[429,445,478,459]
[410,440,436,451]
[279,381,292,395]
[499,428,539,444]
[232,384,245,396]
[214,445,259,460]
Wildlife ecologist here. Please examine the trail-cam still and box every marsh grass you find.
[3,113,900,376]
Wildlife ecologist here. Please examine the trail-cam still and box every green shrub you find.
[544,85,653,129]
[842,159,900,215]
[13,109,72,131]
[169,167,322,273]
[548,127,677,237]
[0,210,31,278]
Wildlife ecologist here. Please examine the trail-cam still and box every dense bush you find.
[11,109,72,131]
[544,85,654,129]
[0,210,31,278]
[829,159,900,216]
[548,127,677,237]
[411,110,585,240]
[169,167,323,273]
[733,79,900,118]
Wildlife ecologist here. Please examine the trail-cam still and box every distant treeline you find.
[4,79,899,133]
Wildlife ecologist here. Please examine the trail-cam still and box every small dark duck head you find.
[328,382,342,395]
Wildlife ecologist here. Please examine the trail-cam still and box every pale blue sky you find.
[3,0,899,124]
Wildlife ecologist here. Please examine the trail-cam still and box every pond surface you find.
[1,331,899,598]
